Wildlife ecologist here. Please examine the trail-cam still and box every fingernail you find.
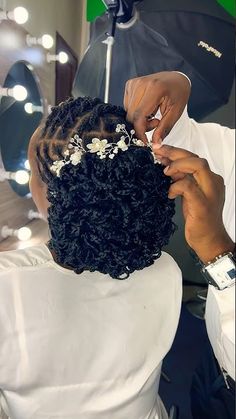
[164,165,169,174]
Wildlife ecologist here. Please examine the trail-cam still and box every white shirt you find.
[0,246,182,419]
[150,108,235,380]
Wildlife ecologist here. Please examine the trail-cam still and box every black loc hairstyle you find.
[35,96,176,279]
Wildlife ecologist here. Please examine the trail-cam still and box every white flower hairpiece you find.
[50,124,159,177]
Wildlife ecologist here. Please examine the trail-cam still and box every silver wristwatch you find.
[201,252,236,290]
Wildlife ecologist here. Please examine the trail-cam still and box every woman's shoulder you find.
[129,251,182,286]
[142,251,182,288]
[154,251,182,275]
[145,251,182,297]
[0,244,52,273]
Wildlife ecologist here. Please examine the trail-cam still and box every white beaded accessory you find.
[50,124,158,177]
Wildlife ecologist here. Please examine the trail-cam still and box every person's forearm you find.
[193,232,235,264]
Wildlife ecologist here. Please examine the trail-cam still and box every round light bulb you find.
[13,7,29,24]
[58,51,69,64]
[17,226,32,241]
[41,34,54,49]
[24,159,30,170]
[14,170,29,185]
[24,102,33,114]
[12,85,27,101]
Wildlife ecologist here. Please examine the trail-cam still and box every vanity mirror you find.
[0,61,43,196]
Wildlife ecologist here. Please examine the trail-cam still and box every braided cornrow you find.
[36,96,175,279]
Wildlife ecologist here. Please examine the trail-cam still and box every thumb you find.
[152,109,179,142]
[142,119,161,144]
[146,118,160,132]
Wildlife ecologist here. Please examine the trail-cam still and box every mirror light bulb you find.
[12,85,27,101]
[58,51,69,64]
[17,226,32,241]
[41,34,54,49]
[24,102,43,114]
[13,7,29,24]
[14,170,29,185]
[24,102,33,114]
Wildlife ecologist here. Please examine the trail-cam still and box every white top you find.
[0,245,182,419]
[205,285,235,380]
[149,108,235,380]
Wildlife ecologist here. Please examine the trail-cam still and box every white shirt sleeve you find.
[206,285,235,380]
[148,108,235,379]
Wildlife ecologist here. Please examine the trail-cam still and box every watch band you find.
[204,251,235,266]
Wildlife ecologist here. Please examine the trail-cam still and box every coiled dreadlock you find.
[35,96,176,279]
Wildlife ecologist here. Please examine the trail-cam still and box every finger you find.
[131,116,148,143]
[140,119,162,145]
[152,106,180,141]
[164,157,210,176]
[124,79,139,110]
[168,176,205,202]
[164,157,217,197]
[124,84,149,143]
[124,78,143,114]
[146,118,160,132]
[128,94,165,142]
[126,77,165,118]
[168,171,187,182]
[123,80,130,110]
[131,113,160,144]
[156,156,172,167]
[152,144,198,160]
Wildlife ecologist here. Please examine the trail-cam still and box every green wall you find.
[87,0,106,22]
[216,0,236,17]
[87,0,235,22]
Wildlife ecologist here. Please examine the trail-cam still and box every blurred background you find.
[0,1,235,418]
[0,0,89,252]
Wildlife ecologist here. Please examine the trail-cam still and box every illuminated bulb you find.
[0,168,29,184]
[17,226,32,241]
[41,34,54,49]
[13,7,29,24]
[24,102,43,114]
[24,102,33,114]
[24,159,30,170]
[1,225,32,241]
[14,170,30,185]
[58,51,68,64]
[0,7,28,24]
[12,85,28,101]
[26,34,54,50]
[0,85,27,101]
[47,51,69,64]
[28,209,44,220]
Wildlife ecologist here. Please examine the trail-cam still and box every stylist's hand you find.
[153,144,234,263]
[124,71,191,144]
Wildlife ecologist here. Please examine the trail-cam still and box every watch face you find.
[205,254,236,290]
[228,268,236,280]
